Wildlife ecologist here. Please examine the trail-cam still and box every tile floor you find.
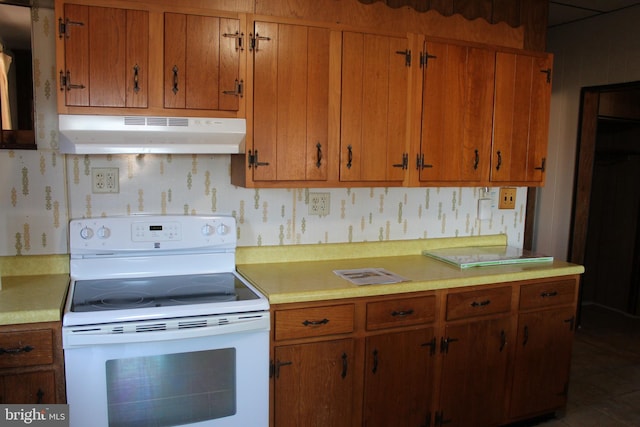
[533,304,640,426]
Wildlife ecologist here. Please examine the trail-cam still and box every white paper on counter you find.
[333,268,409,285]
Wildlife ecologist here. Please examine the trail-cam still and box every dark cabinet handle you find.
[473,149,479,170]
[440,336,459,354]
[223,79,244,98]
[564,316,575,331]
[522,325,529,347]
[133,64,140,93]
[540,68,552,83]
[302,318,329,326]
[346,145,353,169]
[534,157,547,172]
[496,150,502,170]
[273,359,292,379]
[341,352,348,378]
[541,291,558,297]
[470,299,491,307]
[172,66,179,94]
[372,349,378,374]
[421,337,437,355]
[392,153,408,170]
[500,330,506,352]
[36,389,44,404]
[0,345,34,355]
[316,142,323,168]
[391,309,414,317]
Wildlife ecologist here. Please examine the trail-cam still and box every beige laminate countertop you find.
[0,274,69,325]
[236,236,584,304]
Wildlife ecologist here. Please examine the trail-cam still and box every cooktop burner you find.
[71,272,258,313]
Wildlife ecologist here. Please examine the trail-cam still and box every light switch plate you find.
[477,198,492,220]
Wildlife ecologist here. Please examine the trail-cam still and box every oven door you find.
[64,316,269,427]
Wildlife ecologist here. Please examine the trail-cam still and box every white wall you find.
[534,5,640,261]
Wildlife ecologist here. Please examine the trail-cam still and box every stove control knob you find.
[201,224,215,236]
[97,226,111,239]
[216,223,230,235]
[79,226,94,240]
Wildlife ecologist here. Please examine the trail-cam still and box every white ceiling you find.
[549,0,640,27]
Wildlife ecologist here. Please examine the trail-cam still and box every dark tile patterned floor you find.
[535,304,640,426]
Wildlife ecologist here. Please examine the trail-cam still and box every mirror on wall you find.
[0,0,35,149]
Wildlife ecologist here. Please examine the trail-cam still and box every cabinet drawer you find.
[366,296,435,330]
[519,280,576,310]
[0,329,54,369]
[274,304,354,341]
[446,286,511,321]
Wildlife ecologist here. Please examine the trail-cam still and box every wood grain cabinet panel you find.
[59,4,148,108]
[340,31,409,184]
[164,13,240,111]
[274,304,354,341]
[0,322,65,404]
[446,285,511,320]
[366,295,435,330]
[363,328,436,427]
[250,21,333,182]
[519,279,577,310]
[273,339,354,427]
[492,51,552,185]
[418,41,495,184]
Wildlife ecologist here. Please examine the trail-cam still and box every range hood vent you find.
[58,114,246,155]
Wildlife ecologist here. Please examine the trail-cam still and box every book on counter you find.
[422,245,553,269]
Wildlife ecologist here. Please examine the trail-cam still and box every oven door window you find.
[106,348,235,427]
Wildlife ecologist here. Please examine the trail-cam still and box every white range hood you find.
[58,115,246,155]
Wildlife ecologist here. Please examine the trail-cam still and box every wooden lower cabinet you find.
[363,328,436,427]
[269,276,580,427]
[0,322,66,404]
[438,317,511,427]
[273,339,355,427]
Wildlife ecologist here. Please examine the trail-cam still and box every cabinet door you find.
[438,317,510,427]
[251,21,332,181]
[363,328,436,427]
[419,42,494,183]
[492,52,552,184]
[60,4,148,108]
[0,372,56,404]
[510,307,576,419]
[164,13,240,111]
[273,339,354,427]
[340,31,409,183]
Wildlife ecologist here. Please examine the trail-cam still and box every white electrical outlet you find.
[92,167,119,193]
[309,192,330,216]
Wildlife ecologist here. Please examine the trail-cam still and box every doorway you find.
[569,82,640,316]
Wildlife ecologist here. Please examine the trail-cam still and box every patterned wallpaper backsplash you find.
[0,6,527,257]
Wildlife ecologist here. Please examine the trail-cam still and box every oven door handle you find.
[63,314,270,348]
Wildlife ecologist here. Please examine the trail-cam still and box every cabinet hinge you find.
[222,79,244,98]
[395,49,412,66]
[249,33,271,52]
[58,17,84,39]
[223,31,244,51]
[420,51,437,68]
[392,153,409,170]
[248,150,270,169]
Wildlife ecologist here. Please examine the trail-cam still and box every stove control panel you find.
[70,215,237,254]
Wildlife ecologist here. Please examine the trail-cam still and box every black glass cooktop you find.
[71,273,259,312]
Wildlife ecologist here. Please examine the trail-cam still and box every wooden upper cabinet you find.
[340,31,409,183]
[164,13,241,111]
[419,41,495,184]
[251,21,333,181]
[492,51,553,185]
[59,4,149,108]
